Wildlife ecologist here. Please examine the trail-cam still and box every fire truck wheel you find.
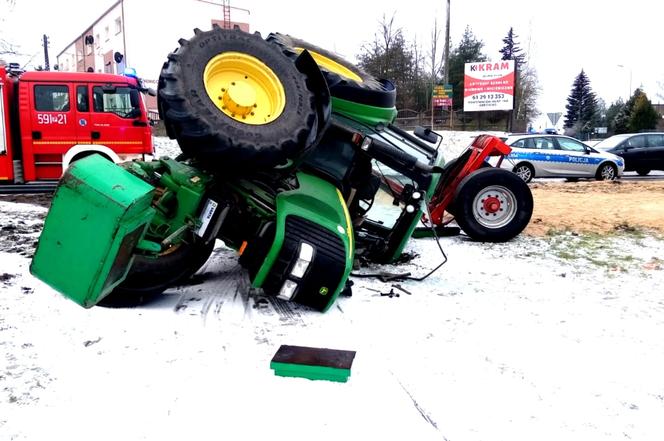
[158,27,324,171]
[71,152,112,164]
[265,33,396,108]
[453,168,533,243]
[98,239,216,308]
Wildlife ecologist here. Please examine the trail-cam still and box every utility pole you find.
[444,0,451,128]
[443,0,450,84]
[42,34,50,71]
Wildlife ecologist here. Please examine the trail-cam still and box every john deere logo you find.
[319,287,329,296]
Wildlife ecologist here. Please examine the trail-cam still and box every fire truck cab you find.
[0,65,153,184]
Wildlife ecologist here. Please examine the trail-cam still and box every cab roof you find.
[18,70,138,85]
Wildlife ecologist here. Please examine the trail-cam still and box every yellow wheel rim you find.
[294,48,363,83]
[203,52,285,125]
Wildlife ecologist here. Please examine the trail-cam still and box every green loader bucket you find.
[31,155,156,307]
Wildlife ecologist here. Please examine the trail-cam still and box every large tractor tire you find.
[265,33,396,109]
[158,27,326,171]
[98,238,216,307]
[453,168,533,242]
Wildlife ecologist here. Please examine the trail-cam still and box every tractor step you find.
[270,345,356,383]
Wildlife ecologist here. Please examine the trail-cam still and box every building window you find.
[34,85,70,112]
[105,26,110,41]
[115,17,122,35]
[95,34,100,49]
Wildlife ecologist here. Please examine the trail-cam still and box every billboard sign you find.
[432,84,453,107]
[463,60,515,111]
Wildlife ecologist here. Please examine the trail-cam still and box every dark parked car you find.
[594,133,664,175]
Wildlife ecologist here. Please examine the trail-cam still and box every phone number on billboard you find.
[470,94,505,100]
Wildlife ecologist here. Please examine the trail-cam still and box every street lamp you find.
[617,64,632,101]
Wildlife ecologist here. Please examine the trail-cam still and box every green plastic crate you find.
[31,155,156,307]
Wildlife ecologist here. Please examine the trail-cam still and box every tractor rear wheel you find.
[158,27,324,171]
[453,168,533,242]
[265,33,396,109]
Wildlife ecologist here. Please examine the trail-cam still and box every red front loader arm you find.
[428,135,512,225]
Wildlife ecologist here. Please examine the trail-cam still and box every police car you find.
[496,134,625,183]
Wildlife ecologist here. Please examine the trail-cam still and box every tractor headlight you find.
[290,242,314,279]
[278,280,298,301]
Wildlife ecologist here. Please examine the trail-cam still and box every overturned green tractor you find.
[31,26,533,312]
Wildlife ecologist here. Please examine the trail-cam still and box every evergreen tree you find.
[613,106,630,134]
[498,28,539,126]
[448,26,487,111]
[498,28,525,65]
[628,91,659,132]
[609,89,659,134]
[564,70,598,137]
[605,99,625,134]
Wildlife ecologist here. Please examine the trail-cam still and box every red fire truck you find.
[0,64,153,192]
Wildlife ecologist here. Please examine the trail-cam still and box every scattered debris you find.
[381,289,400,298]
[83,337,102,347]
[643,257,662,271]
[393,284,412,295]
[0,273,16,284]
[253,297,269,309]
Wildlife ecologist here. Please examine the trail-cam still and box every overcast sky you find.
[2,0,663,127]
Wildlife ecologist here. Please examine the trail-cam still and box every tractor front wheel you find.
[98,238,216,307]
[453,168,533,242]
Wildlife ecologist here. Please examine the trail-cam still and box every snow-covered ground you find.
[2,195,664,441]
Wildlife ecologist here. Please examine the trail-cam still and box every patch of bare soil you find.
[0,194,50,257]
[0,194,52,209]
[525,180,664,236]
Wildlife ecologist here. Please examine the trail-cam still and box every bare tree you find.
[379,13,397,77]
[1,0,19,56]
[428,17,443,126]
[513,28,540,124]
[412,35,423,108]
[0,39,19,56]
[359,13,398,78]
[656,79,664,103]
